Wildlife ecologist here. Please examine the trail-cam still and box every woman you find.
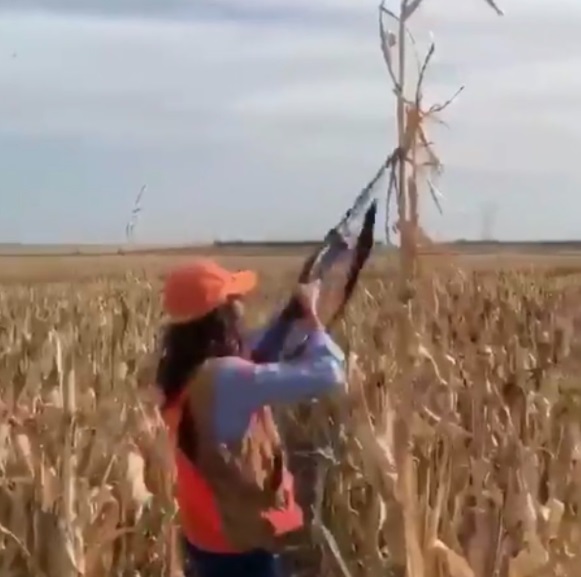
[156,258,346,577]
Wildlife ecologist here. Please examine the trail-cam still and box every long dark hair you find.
[156,300,244,463]
[156,299,244,408]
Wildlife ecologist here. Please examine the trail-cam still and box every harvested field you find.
[4,245,581,283]
[2,248,581,577]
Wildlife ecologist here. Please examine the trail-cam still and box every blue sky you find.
[0,0,580,244]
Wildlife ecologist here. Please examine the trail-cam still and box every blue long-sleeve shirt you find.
[211,326,345,443]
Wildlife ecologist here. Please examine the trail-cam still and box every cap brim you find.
[225,269,257,298]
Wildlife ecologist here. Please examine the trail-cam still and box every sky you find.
[0,0,580,244]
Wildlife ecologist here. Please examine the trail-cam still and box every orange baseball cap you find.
[163,258,257,323]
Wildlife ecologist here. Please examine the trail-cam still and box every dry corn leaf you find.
[431,539,475,577]
[125,445,153,508]
[508,537,549,577]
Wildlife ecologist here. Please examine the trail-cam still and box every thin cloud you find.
[0,1,580,243]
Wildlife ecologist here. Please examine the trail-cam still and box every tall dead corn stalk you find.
[380,1,503,577]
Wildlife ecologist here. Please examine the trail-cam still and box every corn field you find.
[2,259,581,577]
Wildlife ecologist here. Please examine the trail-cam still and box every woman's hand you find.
[294,280,323,330]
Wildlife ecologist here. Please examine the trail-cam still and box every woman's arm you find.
[211,329,345,442]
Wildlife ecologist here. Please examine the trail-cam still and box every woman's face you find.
[224,296,246,355]
[230,296,246,321]
[227,296,247,335]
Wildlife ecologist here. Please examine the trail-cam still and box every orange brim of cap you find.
[225,269,257,298]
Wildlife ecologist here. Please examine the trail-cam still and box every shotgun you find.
[251,148,399,363]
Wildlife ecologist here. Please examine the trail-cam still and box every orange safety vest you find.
[162,398,231,551]
[161,367,304,553]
